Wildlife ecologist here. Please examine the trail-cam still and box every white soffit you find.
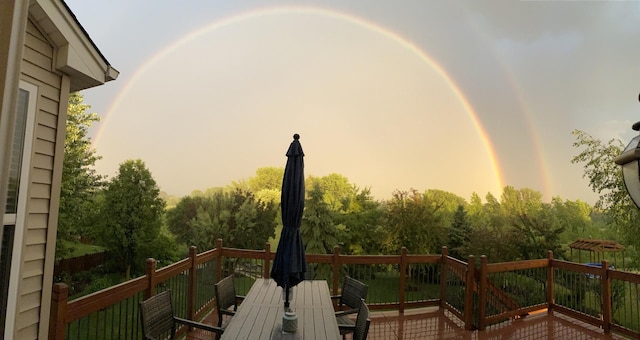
[29,0,118,91]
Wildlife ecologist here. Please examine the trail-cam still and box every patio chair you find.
[338,298,371,340]
[139,289,223,340]
[332,276,368,317]
[214,274,245,329]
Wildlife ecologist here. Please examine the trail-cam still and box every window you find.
[1,81,37,337]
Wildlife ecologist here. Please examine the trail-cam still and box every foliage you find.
[448,204,471,260]
[424,189,466,228]
[307,173,354,211]
[334,187,385,255]
[300,183,338,254]
[382,189,444,254]
[54,266,123,299]
[501,186,566,260]
[168,189,278,251]
[97,159,168,278]
[166,195,205,245]
[57,92,104,260]
[248,167,284,193]
[572,129,640,252]
[247,167,284,204]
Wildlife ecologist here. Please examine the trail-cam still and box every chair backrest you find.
[139,290,175,339]
[354,299,371,340]
[215,274,238,326]
[340,277,368,310]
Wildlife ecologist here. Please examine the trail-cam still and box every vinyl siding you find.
[13,17,62,339]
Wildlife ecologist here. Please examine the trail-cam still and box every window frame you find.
[2,80,37,338]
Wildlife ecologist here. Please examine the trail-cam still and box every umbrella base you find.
[282,310,298,333]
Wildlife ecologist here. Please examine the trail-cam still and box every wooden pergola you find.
[569,238,625,269]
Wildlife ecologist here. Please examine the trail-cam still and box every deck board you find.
[220,279,341,340]
[190,306,625,340]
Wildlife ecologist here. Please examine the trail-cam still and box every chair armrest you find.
[338,324,356,333]
[174,317,224,334]
[330,295,341,301]
[334,308,358,317]
[235,295,246,303]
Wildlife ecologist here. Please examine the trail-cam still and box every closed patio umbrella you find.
[270,134,306,309]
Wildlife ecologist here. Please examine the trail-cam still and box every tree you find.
[300,183,338,254]
[572,129,640,254]
[57,92,104,259]
[166,195,205,245]
[382,189,444,254]
[424,189,466,228]
[550,197,593,244]
[500,186,565,260]
[248,167,284,193]
[98,159,167,278]
[334,187,384,255]
[307,173,354,211]
[449,204,472,259]
[172,189,278,251]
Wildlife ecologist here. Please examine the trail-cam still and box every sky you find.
[64,0,640,204]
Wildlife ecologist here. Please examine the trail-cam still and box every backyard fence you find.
[54,252,108,277]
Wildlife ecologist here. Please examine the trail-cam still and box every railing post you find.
[216,239,223,283]
[188,246,197,321]
[478,255,488,331]
[439,246,448,309]
[464,255,475,331]
[332,246,340,298]
[145,258,157,299]
[264,242,271,279]
[601,259,612,334]
[49,283,68,340]
[547,250,554,315]
[399,247,407,314]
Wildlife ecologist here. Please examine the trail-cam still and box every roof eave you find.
[30,0,119,91]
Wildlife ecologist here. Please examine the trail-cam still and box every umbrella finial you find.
[293,133,300,140]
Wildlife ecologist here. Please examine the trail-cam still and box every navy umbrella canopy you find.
[270,134,306,308]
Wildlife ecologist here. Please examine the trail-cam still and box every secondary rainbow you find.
[93,6,505,194]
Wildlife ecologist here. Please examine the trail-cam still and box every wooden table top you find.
[220,279,341,340]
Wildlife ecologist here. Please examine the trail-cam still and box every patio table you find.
[220,279,340,339]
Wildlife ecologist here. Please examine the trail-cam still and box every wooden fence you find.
[54,252,108,277]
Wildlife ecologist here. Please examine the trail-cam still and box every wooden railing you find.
[49,241,640,339]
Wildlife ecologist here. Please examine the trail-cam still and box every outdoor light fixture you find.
[615,94,640,208]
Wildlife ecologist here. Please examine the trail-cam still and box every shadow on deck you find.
[186,307,626,340]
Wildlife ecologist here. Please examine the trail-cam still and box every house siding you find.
[13,17,63,339]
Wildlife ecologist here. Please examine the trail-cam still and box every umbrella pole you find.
[284,284,290,309]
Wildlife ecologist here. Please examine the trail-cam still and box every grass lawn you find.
[60,240,105,258]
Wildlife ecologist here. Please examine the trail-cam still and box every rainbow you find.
[93,6,506,195]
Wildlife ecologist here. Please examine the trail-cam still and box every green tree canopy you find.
[383,189,444,254]
[572,129,640,260]
[301,183,338,254]
[248,167,284,193]
[57,92,104,259]
[169,189,277,251]
[98,159,167,278]
[334,187,384,255]
[448,204,472,260]
[307,173,354,211]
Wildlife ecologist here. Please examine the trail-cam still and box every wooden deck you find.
[188,307,626,340]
